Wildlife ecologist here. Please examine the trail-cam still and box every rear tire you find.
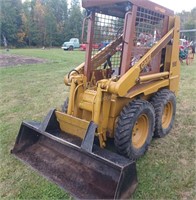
[150,89,176,138]
[68,46,74,51]
[114,99,155,159]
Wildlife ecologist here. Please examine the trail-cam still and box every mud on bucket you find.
[11,109,138,199]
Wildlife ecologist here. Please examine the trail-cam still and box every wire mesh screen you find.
[135,7,165,47]
[130,7,165,73]
[92,13,124,69]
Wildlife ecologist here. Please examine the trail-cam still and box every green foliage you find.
[0,0,23,47]
[67,0,83,39]
[1,1,195,47]
[0,49,195,199]
[177,7,196,41]
[0,0,84,47]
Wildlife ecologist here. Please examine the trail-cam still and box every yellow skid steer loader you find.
[12,0,180,199]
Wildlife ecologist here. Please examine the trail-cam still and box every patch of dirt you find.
[0,54,48,67]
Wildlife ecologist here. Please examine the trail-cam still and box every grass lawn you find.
[0,48,195,199]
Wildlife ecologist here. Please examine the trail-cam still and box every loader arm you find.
[107,26,176,97]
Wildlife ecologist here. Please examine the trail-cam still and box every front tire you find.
[68,46,74,51]
[114,99,155,159]
[150,89,176,138]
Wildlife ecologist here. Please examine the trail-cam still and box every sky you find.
[150,0,196,13]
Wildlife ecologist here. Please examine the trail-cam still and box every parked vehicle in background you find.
[179,39,189,49]
[80,43,99,51]
[61,38,80,50]
[179,46,188,63]
[98,41,110,50]
[80,41,111,51]
[179,39,194,65]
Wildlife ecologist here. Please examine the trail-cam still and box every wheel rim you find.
[132,114,149,149]
[162,101,173,129]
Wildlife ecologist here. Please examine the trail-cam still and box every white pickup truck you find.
[61,38,80,50]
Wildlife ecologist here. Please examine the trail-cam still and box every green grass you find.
[0,49,195,199]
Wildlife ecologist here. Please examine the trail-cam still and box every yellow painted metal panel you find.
[82,90,97,103]
[55,111,90,139]
[126,80,169,99]
[79,102,93,112]
[109,98,130,118]
[107,117,116,138]
[169,16,180,94]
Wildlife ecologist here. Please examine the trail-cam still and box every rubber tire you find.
[150,89,176,138]
[61,97,69,113]
[68,46,74,51]
[114,99,155,159]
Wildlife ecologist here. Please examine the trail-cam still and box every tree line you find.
[177,8,196,41]
[0,0,195,48]
[0,0,84,47]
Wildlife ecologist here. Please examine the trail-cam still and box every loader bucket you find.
[11,109,137,199]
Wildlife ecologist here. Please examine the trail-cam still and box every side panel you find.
[168,16,180,95]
